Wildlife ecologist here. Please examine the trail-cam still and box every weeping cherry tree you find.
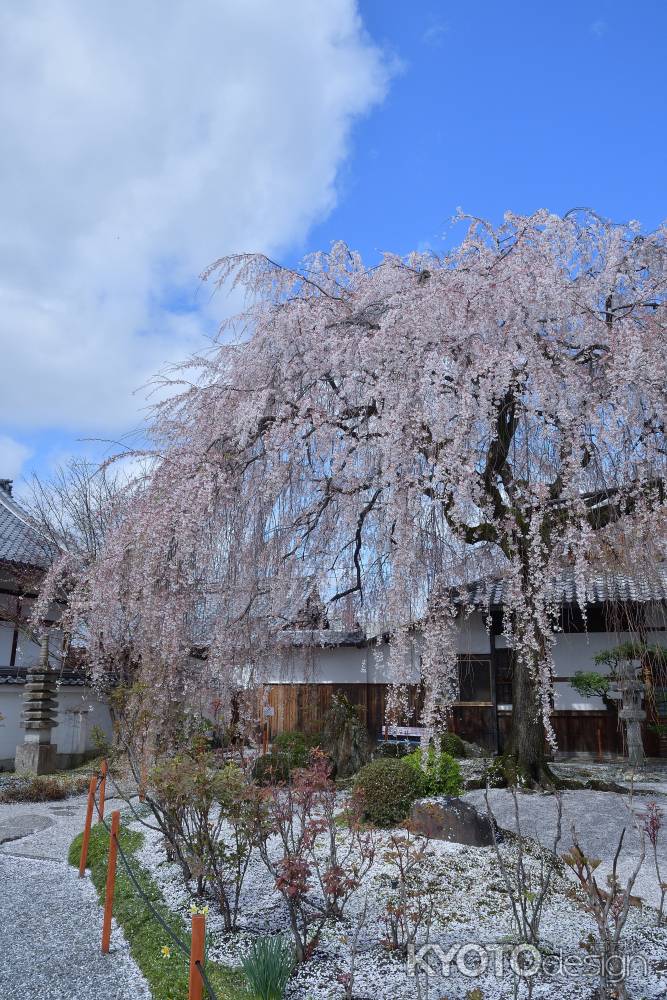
[38,210,667,783]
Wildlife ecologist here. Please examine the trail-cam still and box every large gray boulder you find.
[410,796,495,847]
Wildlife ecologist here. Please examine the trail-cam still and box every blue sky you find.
[1,1,665,492]
[311,0,667,259]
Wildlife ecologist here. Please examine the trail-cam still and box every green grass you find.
[69,821,250,1000]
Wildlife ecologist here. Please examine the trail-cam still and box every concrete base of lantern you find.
[14,742,57,775]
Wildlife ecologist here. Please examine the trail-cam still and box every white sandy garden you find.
[129,791,667,1000]
[80,737,667,1000]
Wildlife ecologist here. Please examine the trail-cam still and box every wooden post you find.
[188,912,206,1000]
[98,759,108,821]
[79,774,97,877]
[101,810,120,954]
[596,722,604,762]
[139,754,147,803]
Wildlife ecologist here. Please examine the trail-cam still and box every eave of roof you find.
[0,490,56,569]
[0,667,89,687]
[459,566,667,608]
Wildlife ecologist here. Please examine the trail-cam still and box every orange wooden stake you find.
[188,913,206,1000]
[79,774,97,877]
[98,759,108,821]
[101,810,120,954]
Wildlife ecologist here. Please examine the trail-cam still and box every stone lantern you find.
[606,658,646,767]
[14,633,59,775]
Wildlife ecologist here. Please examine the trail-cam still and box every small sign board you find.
[384,725,425,738]
[263,706,275,718]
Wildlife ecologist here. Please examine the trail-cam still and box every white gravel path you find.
[0,792,151,1000]
[464,787,667,909]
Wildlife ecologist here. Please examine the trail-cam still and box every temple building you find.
[0,479,110,770]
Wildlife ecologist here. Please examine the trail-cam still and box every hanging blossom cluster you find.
[36,210,667,742]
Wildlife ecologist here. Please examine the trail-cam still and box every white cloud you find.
[0,435,32,480]
[422,21,450,47]
[590,19,608,38]
[0,1,389,435]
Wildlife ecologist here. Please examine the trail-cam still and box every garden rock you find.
[324,693,370,778]
[410,796,495,846]
[0,813,53,844]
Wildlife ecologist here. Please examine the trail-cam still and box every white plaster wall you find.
[496,629,667,711]
[54,689,113,758]
[265,645,379,685]
[0,686,113,767]
[13,628,64,669]
[264,612,491,685]
[0,593,65,670]
[0,621,13,666]
[263,617,666,708]
[0,689,23,759]
[263,638,421,685]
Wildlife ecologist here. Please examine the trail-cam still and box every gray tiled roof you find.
[285,628,367,648]
[0,489,54,568]
[462,566,667,607]
[0,668,86,686]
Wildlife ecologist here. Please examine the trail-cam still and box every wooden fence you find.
[266,682,649,756]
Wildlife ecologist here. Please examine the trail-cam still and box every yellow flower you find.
[161,945,172,959]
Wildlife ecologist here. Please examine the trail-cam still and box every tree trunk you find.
[504,549,556,787]
[507,659,553,786]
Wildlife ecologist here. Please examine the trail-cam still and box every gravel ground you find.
[464,786,667,909]
[0,791,151,1000]
[133,789,667,1000]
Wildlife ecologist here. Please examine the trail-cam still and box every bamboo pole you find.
[98,758,108,821]
[101,810,120,954]
[78,774,97,877]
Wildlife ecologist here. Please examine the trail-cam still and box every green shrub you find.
[404,749,462,797]
[354,757,424,827]
[571,671,610,699]
[375,740,414,759]
[439,732,466,758]
[271,731,318,768]
[242,935,295,1000]
[252,753,292,785]
[90,724,113,758]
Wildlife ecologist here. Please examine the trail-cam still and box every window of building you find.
[457,656,492,704]
[495,649,513,706]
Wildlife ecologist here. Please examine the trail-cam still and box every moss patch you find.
[69,821,248,1000]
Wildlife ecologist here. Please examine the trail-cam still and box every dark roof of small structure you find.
[0,667,87,687]
[285,628,367,648]
[0,486,53,569]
